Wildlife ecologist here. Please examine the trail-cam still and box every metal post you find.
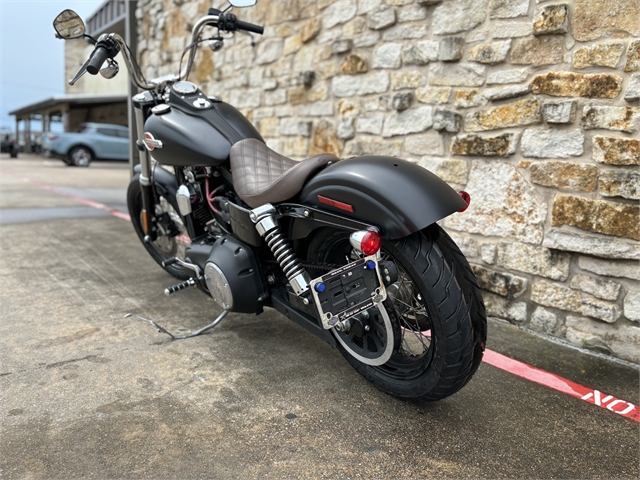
[24,116,32,153]
[126,0,139,177]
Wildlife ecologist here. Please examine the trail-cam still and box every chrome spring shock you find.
[251,204,310,296]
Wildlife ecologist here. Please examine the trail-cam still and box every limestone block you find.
[432,0,488,35]
[582,106,640,133]
[340,54,368,74]
[489,0,529,19]
[531,280,581,312]
[309,121,341,157]
[444,161,546,244]
[593,137,640,166]
[284,35,303,56]
[451,133,519,156]
[372,43,403,69]
[392,92,414,111]
[570,274,621,302]
[402,41,439,65]
[532,4,568,35]
[497,242,571,281]
[471,264,528,298]
[511,36,563,65]
[419,157,469,183]
[543,230,640,260]
[530,307,558,333]
[482,292,528,323]
[324,0,357,29]
[430,64,486,87]
[480,244,497,264]
[332,71,390,96]
[357,0,384,15]
[433,109,462,132]
[573,0,640,42]
[259,118,279,138]
[625,75,640,102]
[367,6,397,30]
[298,101,334,117]
[398,5,428,22]
[391,71,426,89]
[483,85,532,101]
[566,316,640,363]
[331,39,353,55]
[438,37,465,62]
[581,296,621,323]
[465,98,541,132]
[446,232,478,258]
[579,257,640,281]
[405,132,445,156]
[521,129,584,158]
[530,162,597,192]
[343,17,367,37]
[542,100,577,124]
[624,291,640,322]
[551,195,640,240]
[625,41,640,72]
[355,114,385,134]
[454,89,486,108]
[531,72,622,98]
[264,89,287,106]
[280,118,312,137]
[301,18,321,43]
[492,21,532,38]
[256,39,283,65]
[467,40,512,64]
[337,117,355,140]
[382,106,433,137]
[487,68,529,85]
[353,31,381,48]
[599,171,640,201]
[415,87,451,104]
[573,43,625,69]
[382,25,429,41]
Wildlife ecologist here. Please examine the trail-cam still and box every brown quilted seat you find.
[230,138,338,208]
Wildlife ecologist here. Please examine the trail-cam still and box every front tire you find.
[307,225,486,401]
[127,174,190,280]
[68,146,93,167]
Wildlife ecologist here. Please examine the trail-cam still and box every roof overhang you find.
[86,0,128,37]
[9,94,128,118]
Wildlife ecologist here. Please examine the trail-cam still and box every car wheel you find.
[68,146,93,167]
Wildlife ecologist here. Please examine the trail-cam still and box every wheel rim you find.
[138,195,190,262]
[316,235,435,379]
[71,148,91,166]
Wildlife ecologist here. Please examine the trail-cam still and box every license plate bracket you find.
[310,256,387,330]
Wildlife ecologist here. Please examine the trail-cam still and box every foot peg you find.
[164,278,196,296]
[124,310,230,340]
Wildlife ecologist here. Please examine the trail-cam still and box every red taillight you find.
[48,134,57,140]
[361,231,381,255]
[458,191,470,212]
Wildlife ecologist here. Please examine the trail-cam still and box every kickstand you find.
[124,310,230,340]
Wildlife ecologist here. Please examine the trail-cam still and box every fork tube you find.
[134,102,157,241]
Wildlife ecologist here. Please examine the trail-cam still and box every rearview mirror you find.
[228,0,257,7]
[53,10,86,39]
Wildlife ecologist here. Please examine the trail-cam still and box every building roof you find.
[8,94,127,117]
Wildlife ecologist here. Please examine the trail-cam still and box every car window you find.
[116,130,129,139]
[75,125,88,133]
[97,128,120,137]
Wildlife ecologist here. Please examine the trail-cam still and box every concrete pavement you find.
[1,154,638,479]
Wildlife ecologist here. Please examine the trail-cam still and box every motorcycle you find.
[53,1,486,401]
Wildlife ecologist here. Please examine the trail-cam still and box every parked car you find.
[43,123,129,166]
[1,134,19,158]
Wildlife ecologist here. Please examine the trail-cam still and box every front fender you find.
[298,156,466,239]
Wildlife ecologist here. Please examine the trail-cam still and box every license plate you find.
[309,255,387,330]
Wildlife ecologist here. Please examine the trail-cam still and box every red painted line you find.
[12,174,640,422]
[13,174,131,222]
[484,349,639,422]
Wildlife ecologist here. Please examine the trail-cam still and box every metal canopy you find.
[9,94,128,118]
[86,0,128,37]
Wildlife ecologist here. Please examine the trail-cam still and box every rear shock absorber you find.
[250,204,310,296]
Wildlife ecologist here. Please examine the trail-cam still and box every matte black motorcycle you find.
[54,0,486,401]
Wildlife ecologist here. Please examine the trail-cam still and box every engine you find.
[185,235,266,314]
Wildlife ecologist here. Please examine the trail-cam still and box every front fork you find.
[134,99,158,242]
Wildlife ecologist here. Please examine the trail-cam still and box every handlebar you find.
[86,46,110,75]
[235,19,264,35]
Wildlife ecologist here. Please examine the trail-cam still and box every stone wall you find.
[136,0,640,363]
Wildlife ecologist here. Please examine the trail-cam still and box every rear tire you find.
[127,175,190,280]
[307,225,486,401]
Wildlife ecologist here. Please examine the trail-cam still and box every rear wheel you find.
[127,175,190,280]
[307,225,486,401]
[68,146,93,167]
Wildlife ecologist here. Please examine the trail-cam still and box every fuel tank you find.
[144,81,263,167]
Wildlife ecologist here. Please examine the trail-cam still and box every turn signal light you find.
[350,230,382,256]
[458,191,471,213]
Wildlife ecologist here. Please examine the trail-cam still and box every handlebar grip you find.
[236,20,264,35]
[86,46,110,75]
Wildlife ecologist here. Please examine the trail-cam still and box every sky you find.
[0,0,104,133]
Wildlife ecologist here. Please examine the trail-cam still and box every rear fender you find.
[298,156,467,239]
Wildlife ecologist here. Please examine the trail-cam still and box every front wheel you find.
[307,225,487,401]
[68,146,93,167]
[127,174,191,280]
